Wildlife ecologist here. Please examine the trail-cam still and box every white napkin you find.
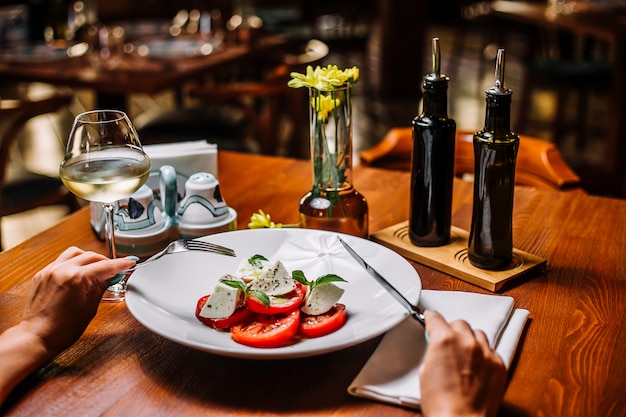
[348,290,529,410]
[144,140,218,177]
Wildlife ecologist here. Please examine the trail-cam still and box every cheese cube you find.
[301,282,345,315]
[199,274,244,319]
[235,257,270,281]
[247,260,295,296]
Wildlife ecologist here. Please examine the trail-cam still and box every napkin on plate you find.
[144,140,218,177]
[348,290,529,410]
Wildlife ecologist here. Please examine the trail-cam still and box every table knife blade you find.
[338,237,425,326]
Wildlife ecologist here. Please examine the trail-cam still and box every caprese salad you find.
[195,254,348,348]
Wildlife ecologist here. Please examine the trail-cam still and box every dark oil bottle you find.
[409,37,457,247]
[468,49,520,270]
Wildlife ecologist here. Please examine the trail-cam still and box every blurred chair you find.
[447,1,501,90]
[359,127,583,192]
[0,90,80,250]
[515,29,612,150]
[449,2,612,151]
[137,39,329,158]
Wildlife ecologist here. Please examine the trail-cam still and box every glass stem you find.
[103,202,117,258]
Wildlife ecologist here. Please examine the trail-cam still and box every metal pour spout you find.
[431,37,441,77]
[494,48,506,92]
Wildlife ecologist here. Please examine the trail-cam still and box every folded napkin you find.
[144,140,218,177]
[348,290,529,410]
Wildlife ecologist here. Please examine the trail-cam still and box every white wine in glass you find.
[60,110,151,301]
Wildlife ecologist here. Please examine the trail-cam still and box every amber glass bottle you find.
[409,38,456,247]
[468,49,519,270]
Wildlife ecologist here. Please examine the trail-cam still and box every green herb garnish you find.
[292,270,347,289]
[220,279,271,308]
[248,254,269,269]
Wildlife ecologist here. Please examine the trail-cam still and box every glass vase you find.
[299,85,369,237]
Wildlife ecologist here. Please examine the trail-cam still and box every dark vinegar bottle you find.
[409,37,457,247]
[468,49,520,270]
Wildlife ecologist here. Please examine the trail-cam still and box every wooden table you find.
[1,151,625,416]
[0,35,287,110]
[488,0,626,197]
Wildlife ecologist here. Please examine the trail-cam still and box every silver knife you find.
[338,237,425,327]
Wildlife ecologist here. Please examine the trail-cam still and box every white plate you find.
[126,228,421,359]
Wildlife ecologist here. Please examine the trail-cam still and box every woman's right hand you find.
[418,310,507,417]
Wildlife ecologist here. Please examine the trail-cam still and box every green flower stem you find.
[290,65,358,218]
[316,88,350,217]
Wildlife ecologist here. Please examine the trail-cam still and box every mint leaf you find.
[292,270,312,286]
[220,279,247,292]
[248,254,268,269]
[315,274,348,286]
[251,290,271,308]
[221,278,271,307]
[292,270,347,289]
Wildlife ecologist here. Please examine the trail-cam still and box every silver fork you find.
[124,239,236,272]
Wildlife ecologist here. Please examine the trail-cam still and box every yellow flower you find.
[288,64,357,210]
[248,210,299,229]
[288,65,359,91]
[312,94,341,121]
[343,66,359,84]
[248,210,282,229]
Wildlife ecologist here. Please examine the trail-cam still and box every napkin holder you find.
[143,140,218,177]
[371,221,547,291]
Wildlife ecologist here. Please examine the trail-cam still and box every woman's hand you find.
[419,310,507,417]
[20,247,136,356]
[0,247,135,404]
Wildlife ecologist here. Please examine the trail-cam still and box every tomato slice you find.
[245,282,306,315]
[298,303,347,339]
[231,309,300,348]
[195,294,252,330]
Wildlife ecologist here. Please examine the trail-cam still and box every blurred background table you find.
[0,151,624,416]
[0,33,288,111]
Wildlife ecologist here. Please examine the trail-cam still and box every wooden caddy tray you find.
[371,221,547,292]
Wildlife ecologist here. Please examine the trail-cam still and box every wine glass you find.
[60,110,151,301]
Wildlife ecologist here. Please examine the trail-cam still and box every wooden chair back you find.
[359,127,583,192]
[0,90,80,249]
[187,39,329,157]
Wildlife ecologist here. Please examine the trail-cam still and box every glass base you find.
[102,282,126,302]
[299,187,368,238]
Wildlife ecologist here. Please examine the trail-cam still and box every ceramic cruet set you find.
[90,165,237,258]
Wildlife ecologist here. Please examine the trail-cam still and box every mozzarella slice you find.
[247,260,296,296]
[235,257,270,281]
[199,274,244,319]
[300,282,345,315]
